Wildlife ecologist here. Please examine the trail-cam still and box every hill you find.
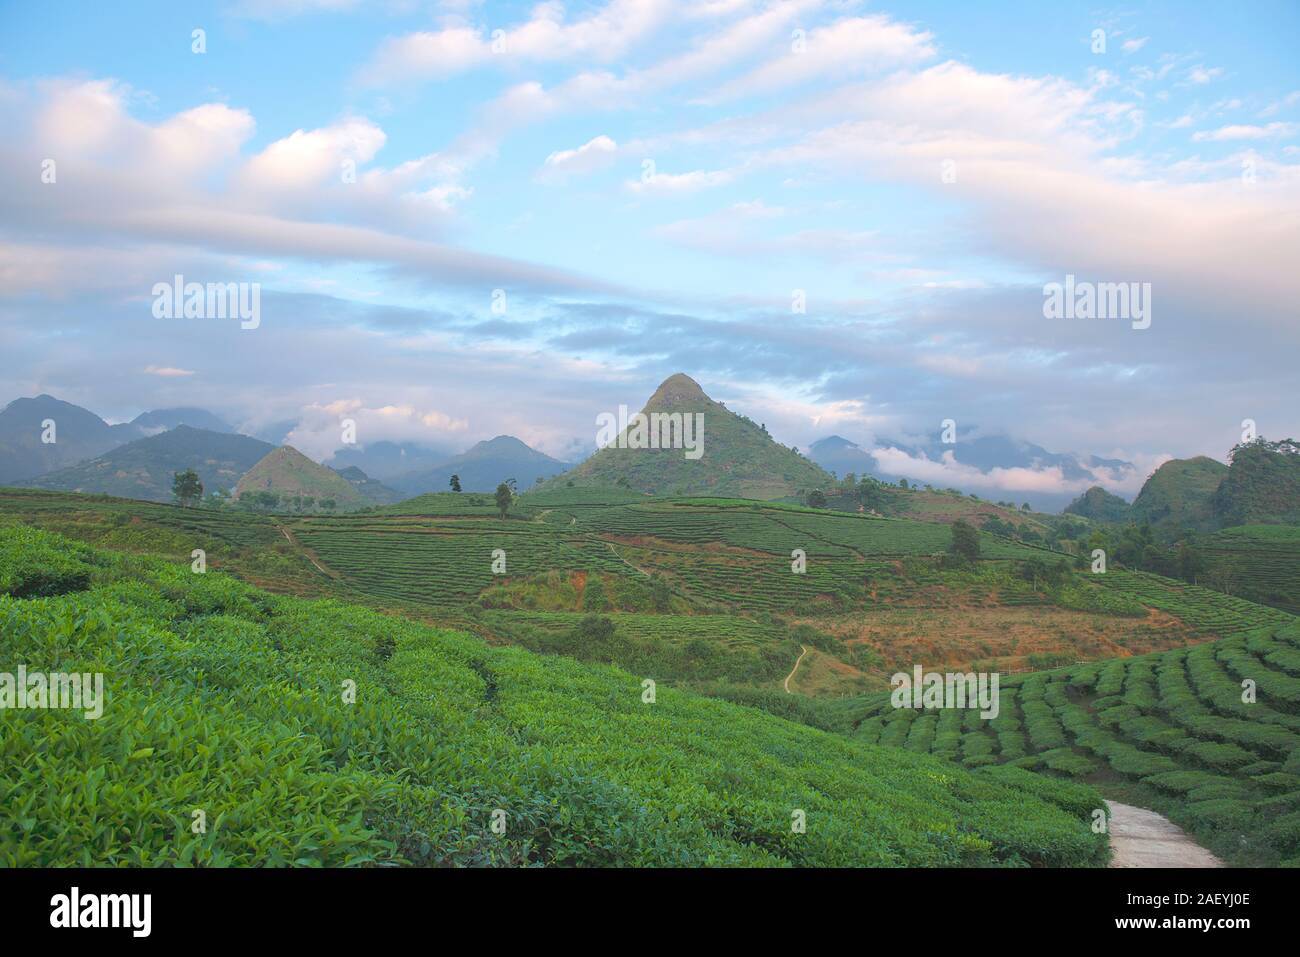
[1129,456,1228,533]
[1065,486,1131,523]
[333,465,403,505]
[549,374,833,499]
[0,394,128,484]
[20,426,272,502]
[808,435,876,480]
[0,522,1108,867]
[389,435,569,495]
[1212,438,1300,527]
[236,446,367,510]
[329,440,458,481]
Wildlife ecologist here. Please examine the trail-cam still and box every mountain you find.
[1129,456,1228,533]
[0,395,128,484]
[389,435,569,495]
[1064,486,1132,523]
[548,373,833,499]
[808,428,1135,512]
[1211,438,1300,527]
[808,435,877,480]
[236,446,367,508]
[22,426,272,502]
[332,465,403,505]
[128,407,233,436]
[328,440,457,481]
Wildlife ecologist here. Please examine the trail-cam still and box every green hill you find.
[0,523,1107,867]
[389,435,569,496]
[548,374,833,499]
[333,465,403,505]
[1129,456,1228,533]
[1197,524,1300,614]
[1212,438,1300,527]
[1064,486,1131,523]
[20,426,272,502]
[236,446,367,510]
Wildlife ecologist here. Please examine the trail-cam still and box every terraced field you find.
[3,488,1280,701]
[0,523,1111,868]
[851,616,1300,865]
[1198,524,1300,614]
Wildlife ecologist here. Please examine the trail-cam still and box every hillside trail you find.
[783,645,809,694]
[1105,801,1225,868]
[604,540,651,577]
[274,524,336,578]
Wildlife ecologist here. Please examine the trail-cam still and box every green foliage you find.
[858,615,1300,865]
[949,520,980,564]
[0,524,1109,867]
[494,482,513,519]
[1213,438,1300,527]
[171,469,203,507]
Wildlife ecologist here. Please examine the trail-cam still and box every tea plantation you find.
[852,607,1300,865]
[0,524,1109,867]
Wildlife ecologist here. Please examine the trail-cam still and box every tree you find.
[494,482,513,519]
[1021,502,1031,512]
[319,498,336,512]
[583,576,608,612]
[172,469,203,507]
[449,474,462,492]
[949,520,980,564]
[806,489,828,508]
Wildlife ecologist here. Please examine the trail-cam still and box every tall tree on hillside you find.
[949,520,980,564]
[449,474,462,492]
[172,469,203,507]
[494,482,513,519]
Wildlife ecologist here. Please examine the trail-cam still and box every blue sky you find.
[1,0,1297,499]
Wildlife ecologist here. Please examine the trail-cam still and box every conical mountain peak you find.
[645,373,709,408]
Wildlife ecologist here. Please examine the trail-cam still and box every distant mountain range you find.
[0,393,571,507]
[808,432,1135,512]
[328,440,458,480]
[22,426,274,502]
[388,435,570,496]
[0,395,244,485]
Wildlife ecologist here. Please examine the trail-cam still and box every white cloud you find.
[626,168,734,193]
[1121,37,1149,54]
[539,135,619,180]
[699,14,936,103]
[143,365,195,377]
[1188,65,1224,85]
[1192,122,1298,142]
[359,0,677,85]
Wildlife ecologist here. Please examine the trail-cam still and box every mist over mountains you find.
[807,431,1138,512]
[1,385,1167,511]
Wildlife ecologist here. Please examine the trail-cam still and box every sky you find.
[1,0,1297,498]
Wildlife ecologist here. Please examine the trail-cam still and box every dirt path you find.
[1105,801,1225,868]
[274,524,336,578]
[604,540,651,577]
[783,645,809,694]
